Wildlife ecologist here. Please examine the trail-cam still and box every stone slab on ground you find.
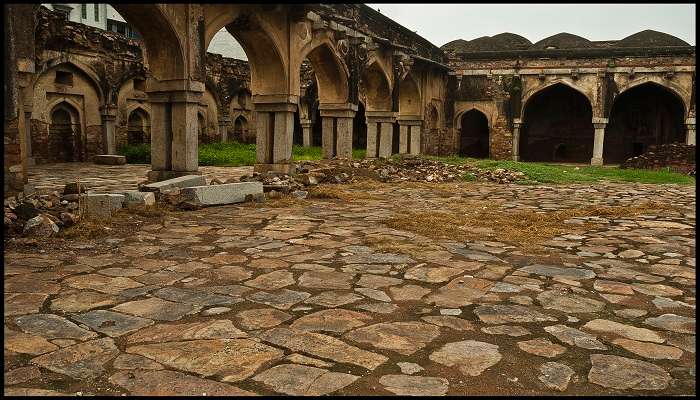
[179,182,263,206]
[140,175,206,193]
[83,193,125,218]
[121,190,156,207]
[94,155,127,165]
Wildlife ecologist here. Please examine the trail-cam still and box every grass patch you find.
[382,199,678,247]
[117,143,151,164]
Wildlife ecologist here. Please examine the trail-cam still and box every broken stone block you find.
[63,182,87,195]
[23,215,59,237]
[179,182,263,206]
[140,175,206,194]
[121,191,156,207]
[94,155,127,165]
[83,194,125,218]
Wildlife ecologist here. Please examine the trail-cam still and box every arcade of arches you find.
[3,4,696,193]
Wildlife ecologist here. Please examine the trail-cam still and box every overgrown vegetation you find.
[382,199,678,246]
[426,155,695,185]
[118,142,366,166]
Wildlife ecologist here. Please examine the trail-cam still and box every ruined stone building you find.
[4,4,696,196]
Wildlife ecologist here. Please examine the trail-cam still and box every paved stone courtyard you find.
[4,164,696,396]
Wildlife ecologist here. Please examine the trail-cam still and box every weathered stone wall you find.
[620,143,696,174]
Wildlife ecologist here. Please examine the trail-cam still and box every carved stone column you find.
[253,94,298,174]
[366,111,395,159]
[591,117,608,166]
[512,118,521,161]
[320,103,357,159]
[99,104,118,155]
[300,119,313,147]
[219,116,230,143]
[398,116,422,155]
[686,118,696,146]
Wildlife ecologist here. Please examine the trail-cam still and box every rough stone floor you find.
[5,163,696,396]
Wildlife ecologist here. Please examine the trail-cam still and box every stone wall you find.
[620,143,696,174]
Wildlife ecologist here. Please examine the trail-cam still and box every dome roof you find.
[617,30,689,47]
[441,39,470,52]
[443,33,532,53]
[531,32,593,50]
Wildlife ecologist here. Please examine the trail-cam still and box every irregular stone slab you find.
[341,251,414,264]
[64,274,144,294]
[644,314,695,334]
[593,279,634,295]
[236,308,292,330]
[344,322,440,355]
[613,338,683,360]
[404,265,462,283]
[617,249,644,258]
[397,362,424,375]
[111,297,197,321]
[429,340,502,377]
[154,287,241,306]
[421,316,475,331]
[356,274,403,289]
[652,296,695,311]
[258,327,388,370]
[83,193,125,218]
[14,314,98,341]
[517,338,567,358]
[305,291,364,307]
[614,308,648,319]
[389,284,431,301]
[180,182,263,206]
[98,267,147,277]
[94,154,126,165]
[253,364,358,395]
[285,353,335,368]
[72,310,153,337]
[588,354,671,390]
[539,362,575,392]
[202,266,252,282]
[3,388,67,396]
[4,293,48,316]
[141,175,206,193]
[244,270,295,291]
[4,327,58,355]
[341,264,393,274]
[355,287,391,302]
[4,366,42,385]
[31,338,119,379]
[519,264,595,280]
[127,339,283,382]
[474,304,557,324]
[109,370,255,396]
[113,353,164,370]
[379,374,449,396]
[290,309,372,333]
[544,324,608,350]
[481,325,531,337]
[127,320,247,344]
[121,190,155,206]
[425,277,492,307]
[297,270,354,289]
[632,283,684,297]
[248,289,311,310]
[582,319,664,343]
[536,290,605,314]
[354,302,399,314]
[202,252,248,265]
[248,258,289,269]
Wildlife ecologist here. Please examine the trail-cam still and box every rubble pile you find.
[4,185,83,238]
[620,143,696,176]
[238,157,527,192]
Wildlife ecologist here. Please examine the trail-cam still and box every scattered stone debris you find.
[620,143,695,176]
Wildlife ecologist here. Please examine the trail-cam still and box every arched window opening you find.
[49,103,81,162]
[459,109,490,158]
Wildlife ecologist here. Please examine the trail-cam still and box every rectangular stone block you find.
[121,191,156,207]
[140,175,206,193]
[94,155,127,165]
[180,182,263,206]
[84,194,125,218]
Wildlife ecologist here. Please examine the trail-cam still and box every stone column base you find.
[512,155,520,162]
[590,157,604,166]
[147,169,202,183]
[253,163,297,174]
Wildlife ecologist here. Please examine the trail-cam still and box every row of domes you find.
[441,30,691,53]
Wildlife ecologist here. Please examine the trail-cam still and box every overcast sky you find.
[365,3,696,47]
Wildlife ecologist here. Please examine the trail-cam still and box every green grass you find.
[427,155,694,185]
[118,142,367,167]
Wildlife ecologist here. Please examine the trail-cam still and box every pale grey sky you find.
[208,3,695,59]
[366,3,696,47]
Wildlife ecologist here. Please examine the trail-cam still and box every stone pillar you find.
[512,119,521,161]
[100,104,118,155]
[366,111,395,159]
[146,79,204,181]
[686,118,696,146]
[24,108,34,165]
[398,117,422,155]
[300,119,313,147]
[591,117,608,166]
[253,94,298,174]
[219,116,229,143]
[319,104,357,159]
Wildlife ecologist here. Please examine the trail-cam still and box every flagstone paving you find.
[3,163,696,395]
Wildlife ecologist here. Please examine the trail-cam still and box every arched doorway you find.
[198,112,208,144]
[459,109,490,158]
[49,103,81,162]
[604,82,686,164]
[127,108,150,144]
[521,83,593,163]
[353,101,367,150]
[233,115,249,143]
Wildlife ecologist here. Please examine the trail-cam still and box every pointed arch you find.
[363,61,393,111]
[298,39,350,104]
